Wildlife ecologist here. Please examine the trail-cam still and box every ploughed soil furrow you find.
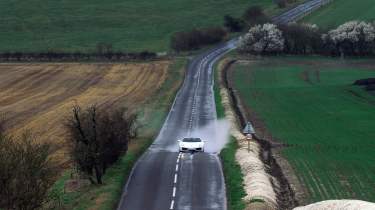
[0,62,170,164]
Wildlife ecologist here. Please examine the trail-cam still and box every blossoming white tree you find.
[238,23,285,54]
[323,21,375,55]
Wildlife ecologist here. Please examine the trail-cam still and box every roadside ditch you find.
[218,58,305,210]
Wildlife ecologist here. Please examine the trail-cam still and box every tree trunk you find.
[94,166,102,184]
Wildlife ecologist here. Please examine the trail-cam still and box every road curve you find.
[117,1,330,209]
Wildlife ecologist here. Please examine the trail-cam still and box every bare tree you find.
[0,124,56,210]
[66,105,137,184]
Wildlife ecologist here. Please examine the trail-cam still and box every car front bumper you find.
[180,147,204,152]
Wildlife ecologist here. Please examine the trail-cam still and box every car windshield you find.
[182,138,201,142]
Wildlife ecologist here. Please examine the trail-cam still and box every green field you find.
[0,0,289,53]
[303,0,375,28]
[232,57,375,202]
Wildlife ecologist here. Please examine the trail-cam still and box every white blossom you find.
[238,23,285,54]
[328,21,375,44]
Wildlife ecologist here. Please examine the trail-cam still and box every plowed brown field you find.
[0,62,170,162]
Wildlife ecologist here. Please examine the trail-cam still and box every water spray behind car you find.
[173,119,230,153]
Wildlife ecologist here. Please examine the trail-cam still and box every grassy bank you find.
[302,0,375,28]
[49,138,153,210]
[214,61,246,210]
[231,57,375,202]
[0,0,303,53]
[49,58,186,209]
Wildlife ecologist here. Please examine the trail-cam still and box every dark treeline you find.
[0,51,157,62]
[278,23,323,55]
[279,22,375,56]
[170,5,271,52]
[171,27,228,52]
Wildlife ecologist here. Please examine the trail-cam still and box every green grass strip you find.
[220,137,246,210]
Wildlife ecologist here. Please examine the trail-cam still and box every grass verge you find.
[214,60,246,210]
[49,58,186,209]
[49,137,152,210]
[220,137,247,210]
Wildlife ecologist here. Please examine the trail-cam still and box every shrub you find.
[274,0,297,8]
[66,105,137,184]
[242,6,270,27]
[0,128,56,210]
[171,27,227,51]
[224,15,245,32]
[274,0,287,8]
[353,78,375,86]
[366,84,375,91]
[238,23,285,55]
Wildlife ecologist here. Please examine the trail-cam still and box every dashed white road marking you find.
[172,187,176,197]
[174,174,178,184]
[170,153,182,209]
[170,200,175,210]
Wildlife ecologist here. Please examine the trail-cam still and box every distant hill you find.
[302,0,375,29]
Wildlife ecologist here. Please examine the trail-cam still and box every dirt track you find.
[0,62,170,162]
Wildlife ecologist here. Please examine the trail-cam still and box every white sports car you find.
[178,137,205,152]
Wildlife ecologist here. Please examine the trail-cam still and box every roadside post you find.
[242,121,255,152]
